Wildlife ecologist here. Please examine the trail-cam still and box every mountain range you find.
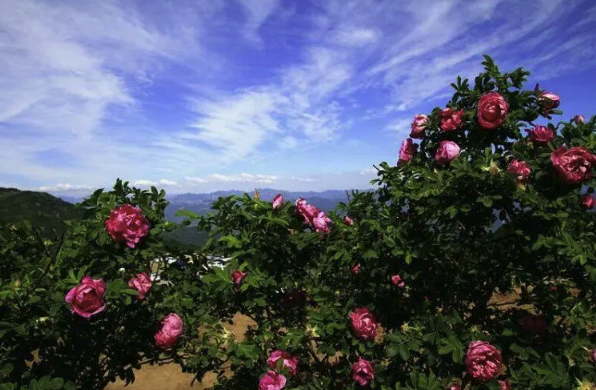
[58,188,356,223]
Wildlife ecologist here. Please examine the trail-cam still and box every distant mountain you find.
[55,187,362,230]
[165,189,359,223]
[0,187,82,234]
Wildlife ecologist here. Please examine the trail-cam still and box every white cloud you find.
[159,179,179,186]
[236,0,280,44]
[134,179,157,186]
[38,183,92,192]
[334,28,379,47]
[359,167,376,176]
[185,173,279,185]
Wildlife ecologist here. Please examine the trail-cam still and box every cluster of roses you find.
[258,350,299,390]
[65,204,183,350]
[350,308,515,388]
[400,91,595,206]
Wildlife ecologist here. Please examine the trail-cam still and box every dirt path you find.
[106,314,254,390]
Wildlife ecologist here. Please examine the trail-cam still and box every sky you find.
[0,0,595,195]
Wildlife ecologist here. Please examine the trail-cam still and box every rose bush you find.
[3,56,596,390]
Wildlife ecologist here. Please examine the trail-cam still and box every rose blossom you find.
[259,371,286,390]
[128,272,152,300]
[391,274,405,288]
[507,159,531,182]
[267,350,298,375]
[551,146,596,184]
[450,384,461,390]
[350,307,378,340]
[65,276,106,318]
[499,380,512,390]
[477,92,508,129]
[351,358,375,386]
[591,349,596,364]
[398,138,417,163]
[231,270,248,291]
[582,195,596,209]
[526,125,554,144]
[435,140,461,165]
[105,204,150,248]
[344,216,354,226]
[272,194,284,209]
[313,211,332,233]
[351,264,361,275]
[517,314,548,335]
[581,194,596,210]
[539,91,560,113]
[410,114,429,138]
[154,313,183,349]
[575,115,585,124]
[296,198,320,225]
[439,108,464,132]
[465,341,503,382]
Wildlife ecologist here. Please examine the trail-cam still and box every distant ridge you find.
[0,187,82,233]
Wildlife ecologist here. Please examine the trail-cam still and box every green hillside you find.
[0,187,82,234]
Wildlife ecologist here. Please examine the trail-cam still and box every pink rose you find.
[272,194,284,209]
[517,314,548,335]
[154,313,183,349]
[128,272,152,300]
[65,276,106,318]
[267,350,298,375]
[231,270,248,291]
[498,380,512,390]
[410,114,429,138]
[551,146,596,184]
[105,204,150,248]
[259,371,286,390]
[439,108,464,132]
[575,115,585,124]
[313,211,332,233]
[351,358,374,386]
[435,140,461,165]
[507,159,531,182]
[398,138,417,163]
[450,384,461,390]
[350,307,378,340]
[391,274,405,288]
[477,92,508,129]
[344,216,354,226]
[591,349,596,364]
[582,195,595,209]
[539,91,560,113]
[351,263,361,275]
[465,341,503,382]
[526,125,554,144]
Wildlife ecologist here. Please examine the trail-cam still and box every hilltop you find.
[0,187,82,234]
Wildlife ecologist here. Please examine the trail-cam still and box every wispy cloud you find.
[185,173,278,185]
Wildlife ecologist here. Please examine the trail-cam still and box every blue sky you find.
[0,0,595,194]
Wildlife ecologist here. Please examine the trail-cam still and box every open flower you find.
[267,350,298,376]
[231,270,248,291]
[351,358,374,386]
[154,313,183,349]
[65,276,106,318]
[105,204,150,248]
[410,114,429,138]
[435,140,461,164]
[507,159,531,182]
[526,125,554,144]
[259,371,286,390]
[128,272,152,300]
[465,341,503,382]
[272,194,284,209]
[398,138,417,163]
[439,108,464,132]
[350,307,378,340]
[551,146,596,185]
[391,274,405,288]
[477,92,508,129]
[582,195,595,209]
